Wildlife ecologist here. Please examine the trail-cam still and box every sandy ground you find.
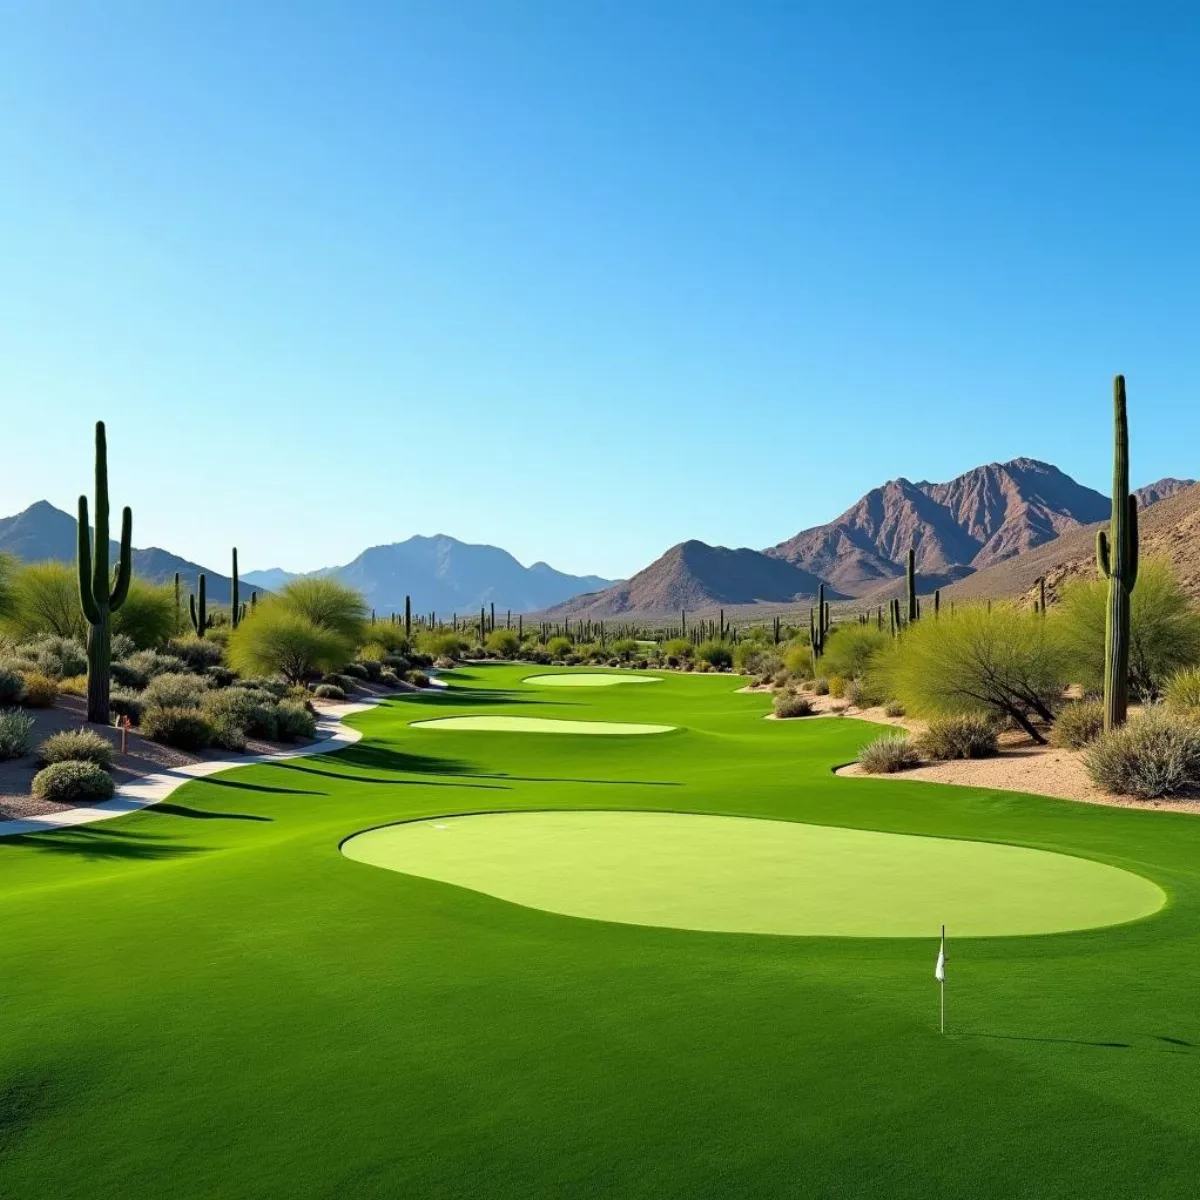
[0,679,416,821]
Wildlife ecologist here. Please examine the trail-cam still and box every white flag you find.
[934,940,946,983]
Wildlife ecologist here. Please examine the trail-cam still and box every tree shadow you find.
[0,826,211,861]
[268,761,509,791]
[199,777,321,797]
[152,801,273,821]
[960,1031,1131,1049]
[0,1073,59,1155]
[384,689,568,710]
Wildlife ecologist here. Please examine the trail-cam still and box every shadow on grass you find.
[270,761,509,791]
[153,800,273,821]
[332,743,681,788]
[384,688,571,710]
[0,826,210,861]
[199,777,321,797]
[961,1031,1132,1049]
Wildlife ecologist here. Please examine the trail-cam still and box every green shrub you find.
[109,688,144,724]
[774,692,813,718]
[38,728,113,768]
[859,734,921,774]
[357,658,382,682]
[227,604,352,684]
[378,668,400,686]
[110,661,146,690]
[32,759,115,803]
[19,672,58,708]
[143,672,210,710]
[819,624,890,682]
[1165,667,1200,715]
[408,670,431,688]
[208,715,248,752]
[610,638,639,662]
[232,676,289,699]
[276,699,317,741]
[1085,709,1200,798]
[202,688,279,740]
[546,636,572,659]
[418,631,467,661]
[340,662,369,681]
[884,700,906,718]
[0,667,26,706]
[4,561,87,640]
[782,642,815,680]
[810,677,830,696]
[661,638,693,661]
[1050,701,1106,750]
[112,579,177,650]
[486,628,521,657]
[140,706,214,751]
[917,714,998,760]
[313,684,346,700]
[277,577,367,644]
[827,675,847,699]
[696,640,733,670]
[123,650,187,685]
[0,709,35,760]
[735,644,782,677]
[18,635,87,679]
[166,636,225,671]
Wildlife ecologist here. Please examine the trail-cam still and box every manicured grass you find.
[2,664,1200,1198]
[522,672,661,686]
[343,809,1163,937]
[410,714,676,734]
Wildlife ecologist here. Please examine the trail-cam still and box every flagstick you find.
[940,924,946,1035]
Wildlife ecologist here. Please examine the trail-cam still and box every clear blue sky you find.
[2,2,1197,579]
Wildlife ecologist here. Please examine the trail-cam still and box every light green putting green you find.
[342,810,1164,937]
[411,716,675,735]
[522,673,660,687]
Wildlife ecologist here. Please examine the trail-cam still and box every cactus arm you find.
[1127,495,1139,589]
[91,422,111,606]
[109,505,132,609]
[77,495,101,625]
[190,592,199,632]
[1097,530,1110,579]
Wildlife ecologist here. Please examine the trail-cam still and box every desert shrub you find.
[0,552,14,626]
[545,636,572,659]
[140,706,214,751]
[232,676,289,699]
[111,633,137,661]
[408,670,431,688]
[486,628,521,657]
[0,667,27,706]
[0,709,35,760]
[38,728,113,768]
[378,668,400,686]
[110,661,145,690]
[340,662,369,681]
[880,603,1066,743]
[1050,701,1106,750]
[359,626,410,655]
[884,700,906,718]
[277,578,368,644]
[610,638,639,662]
[125,650,187,683]
[419,631,467,661]
[19,672,58,708]
[3,562,86,640]
[774,692,814,718]
[827,675,847,699]
[112,579,177,649]
[276,699,317,741]
[1085,710,1200,798]
[356,658,382,682]
[1055,560,1200,703]
[661,638,694,661]
[227,603,352,684]
[735,644,782,677]
[32,759,115,803]
[383,653,411,673]
[313,684,346,700]
[58,674,88,697]
[810,677,830,696]
[207,666,236,688]
[166,636,225,671]
[18,635,87,680]
[917,714,998,761]
[322,673,357,693]
[143,672,210,710]
[859,734,921,774]
[202,688,279,740]
[697,640,733,669]
[358,641,388,664]
[208,714,248,751]
[819,624,890,682]
[1164,667,1200,716]
[109,688,144,724]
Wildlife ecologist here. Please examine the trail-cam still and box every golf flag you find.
[934,934,946,983]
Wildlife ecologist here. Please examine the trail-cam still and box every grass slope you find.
[2,666,1200,1198]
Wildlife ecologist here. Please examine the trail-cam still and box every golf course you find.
[3,664,1199,1198]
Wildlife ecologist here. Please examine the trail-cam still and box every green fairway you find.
[343,809,1163,936]
[522,671,660,686]
[410,714,676,734]
[4,663,1200,1199]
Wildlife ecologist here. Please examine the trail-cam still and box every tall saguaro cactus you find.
[907,548,918,622]
[190,574,209,637]
[78,421,132,724]
[1097,375,1139,731]
[230,548,241,629]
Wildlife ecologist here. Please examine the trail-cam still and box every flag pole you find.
[940,924,945,1035]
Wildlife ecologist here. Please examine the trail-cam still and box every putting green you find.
[523,673,660,687]
[410,716,675,735]
[341,810,1164,938]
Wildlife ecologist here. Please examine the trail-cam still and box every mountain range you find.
[0,502,614,615]
[543,460,1193,618]
[243,536,615,616]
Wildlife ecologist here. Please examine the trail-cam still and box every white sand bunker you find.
[523,673,660,688]
[411,716,675,735]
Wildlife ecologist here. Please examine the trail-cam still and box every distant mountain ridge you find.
[543,540,836,619]
[767,458,1113,596]
[0,501,242,604]
[245,535,616,616]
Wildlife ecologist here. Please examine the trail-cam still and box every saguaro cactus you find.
[405,594,412,640]
[77,421,132,724]
[190,574,209,637]
[230,548,241,629]
[907,548,918,622]
[1097,375,1139,731]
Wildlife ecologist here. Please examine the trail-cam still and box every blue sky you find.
[1,2,1197,579]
